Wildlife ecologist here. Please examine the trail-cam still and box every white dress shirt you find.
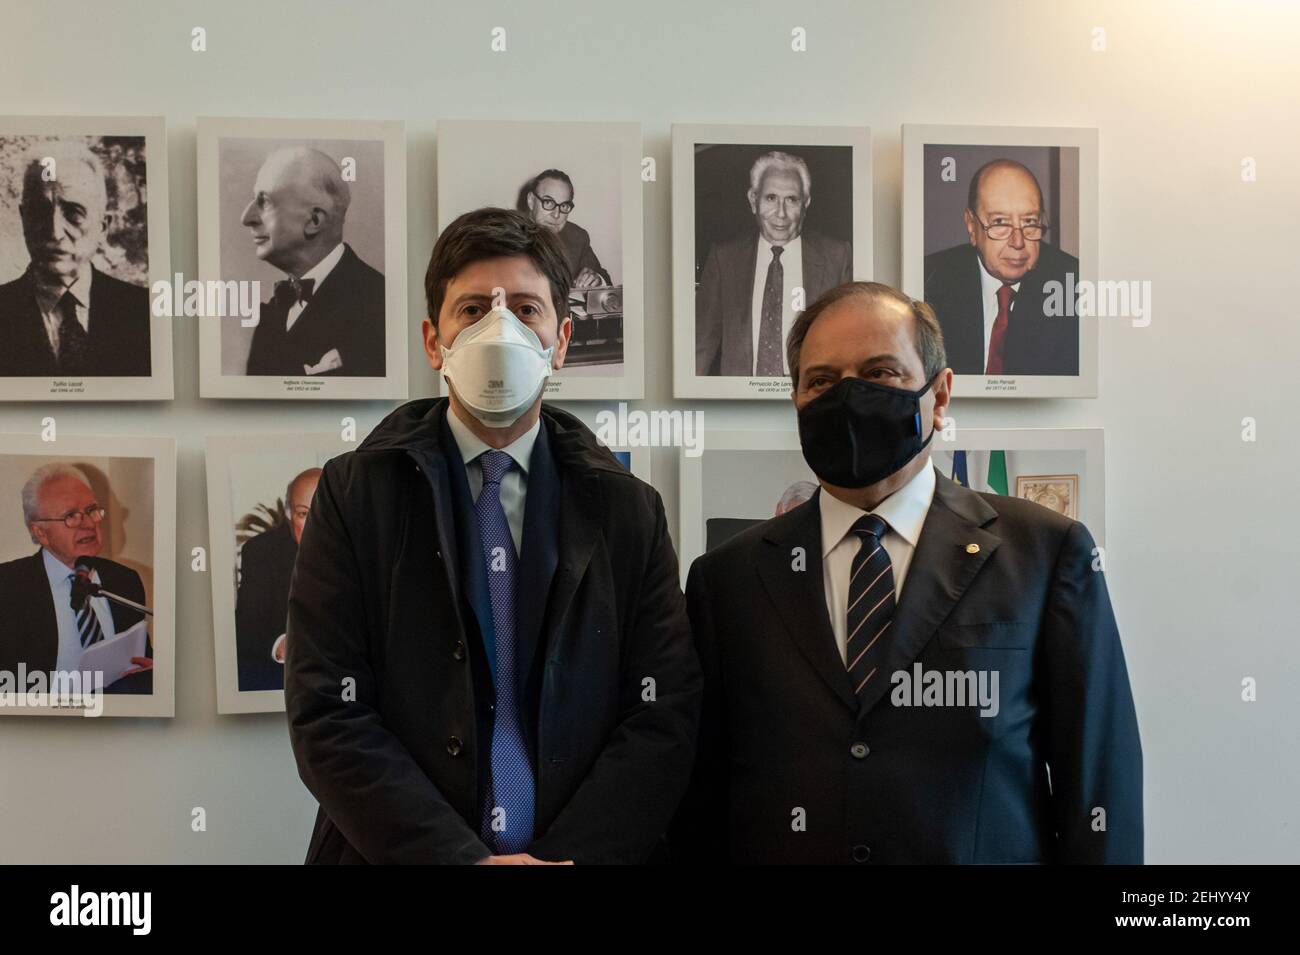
[977,256,1020,372]
[749,234,803,375]
[285,242,345,332]
[34,269,92,360]
[445,408,541,556]
[819,459,937,665]
[43,547,117,673]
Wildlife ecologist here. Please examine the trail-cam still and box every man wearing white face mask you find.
[285,207,702,865]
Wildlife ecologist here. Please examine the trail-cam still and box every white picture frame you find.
[0,432,176,717]
[436,119,645,400]
[672,123,872,399]
[0,115,173,401]
[197,116,408,399]
[902,124,1099,398]
[678,427,1106,586]
[205,432,348,715]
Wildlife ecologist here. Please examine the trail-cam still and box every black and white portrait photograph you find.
[436,120,645,399]
[677,429,815,583]
[903,125,1099,398]
[0,434,175,718]
[205,434,343,714]
[198,117,407,399]
[0,116,173,401]
[673,124,871,399]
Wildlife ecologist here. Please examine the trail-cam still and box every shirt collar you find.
[42,546,98,584]
[445,404,540,475]
[31,266,93,313]
[819,457,937,558]
[759,233,801,259]
[976,253,1020,297]
[299,242,346,289]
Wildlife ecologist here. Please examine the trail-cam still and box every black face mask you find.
[797,376,935,488]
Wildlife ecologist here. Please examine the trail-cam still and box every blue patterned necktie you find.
[474,449,535,854]
[69,571,106,648]
[845,514,895,702]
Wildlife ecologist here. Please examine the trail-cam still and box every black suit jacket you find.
[923,242,1080,376]
[0,549,151,693]
[245,244,386,377]
[696,229,853,376]
[235,521,297,692]
[0,266,151,377]
[557,221,611,286]
[284,398,702,864]
[672,471,1142,864]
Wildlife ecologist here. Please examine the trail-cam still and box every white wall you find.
[0,0,1296,863]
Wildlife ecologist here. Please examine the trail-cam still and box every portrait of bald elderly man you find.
[0,141,151,377]
[695,149,853,377]
[240,146,386,377]
[923,157,1080,377]
[0,463,152,694]
[235,466,321,692]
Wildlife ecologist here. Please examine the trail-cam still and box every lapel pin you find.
[965,543,980,554]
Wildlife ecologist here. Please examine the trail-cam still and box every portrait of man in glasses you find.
[0,462,151,692]
[516,168,612,289]
[923,156,1080,376]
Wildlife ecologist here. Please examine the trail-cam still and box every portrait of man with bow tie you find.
[235,143,386,378]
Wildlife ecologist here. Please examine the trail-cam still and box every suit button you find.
[452,640,466,661]
[850,742,869,759]
[852,844,872,863]
[446,736,463,757]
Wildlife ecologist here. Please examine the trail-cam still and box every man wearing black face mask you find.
[671,281,1142,864]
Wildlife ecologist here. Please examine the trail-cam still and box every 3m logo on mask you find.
[439,307,556,428]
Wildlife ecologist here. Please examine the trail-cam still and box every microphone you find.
[73,559,154,617]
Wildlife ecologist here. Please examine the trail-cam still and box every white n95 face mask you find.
[439,306,556,428]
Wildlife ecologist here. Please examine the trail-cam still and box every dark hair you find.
[424,207,573,327]
[515,169,575,214]
[966,158,1044,216]
[786,281,947,392]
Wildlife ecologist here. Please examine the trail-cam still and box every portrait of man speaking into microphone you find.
[0,457,155,695]
[285,206,701,864]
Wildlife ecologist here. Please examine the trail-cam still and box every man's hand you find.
[121,656,153,676]
[475,853,573,865]
[573,267,602,289]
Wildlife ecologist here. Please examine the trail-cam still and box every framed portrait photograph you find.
[678,429,817,585]
[0,115,173,401]
[678,426,1105,585]
[205,433,347,714]
[672,124,872,400]
[902,124,1099,398]
[931,427,1105,543]
[197,116,407,399]
[436,119,645,400]
[0,433,176,718]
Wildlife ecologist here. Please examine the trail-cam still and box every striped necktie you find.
[69,570,106,648]
[474,449,535,855]
[845,514,895,701]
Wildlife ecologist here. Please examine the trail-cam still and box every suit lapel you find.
[26,550,60,670]
[14,272,57,373]
[541,429,600,665]
[801,232,827,301]
[757,493,857,714]
[726,233,759,375]
[854,467,1001,718]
